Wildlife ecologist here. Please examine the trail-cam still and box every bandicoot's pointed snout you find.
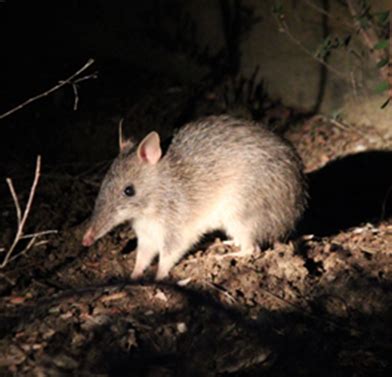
[82,227,96,247]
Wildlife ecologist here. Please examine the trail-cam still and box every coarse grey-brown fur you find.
[84,115,307,280]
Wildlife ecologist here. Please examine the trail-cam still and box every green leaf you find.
[358,16,368,28]
[375,81,389,93]
[377,58,388,68]
[375,10,390,26]
[330,109,343,121]
[272,1,283,14]
[374,39,388,50]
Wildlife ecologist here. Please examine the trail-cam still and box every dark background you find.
[0,1,391,232]
[0,1,238,168]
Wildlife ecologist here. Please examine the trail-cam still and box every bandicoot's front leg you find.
[155,235,193,281]
[131,236,158,280]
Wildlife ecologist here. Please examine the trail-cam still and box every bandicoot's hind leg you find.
[216,221,261,259]
[155,234,196,280]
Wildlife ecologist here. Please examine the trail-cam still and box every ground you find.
[0,87,391,376]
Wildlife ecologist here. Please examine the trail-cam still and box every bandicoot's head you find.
[82,131,163,247]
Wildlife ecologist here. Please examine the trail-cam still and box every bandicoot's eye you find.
[123,185,135,197]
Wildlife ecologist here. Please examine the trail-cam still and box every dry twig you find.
[278,19,349,81]
[275,2,390,89]
[0,58,97,120]
[0,156,58,268]
[301,0,354,30]
[202,279,238,305]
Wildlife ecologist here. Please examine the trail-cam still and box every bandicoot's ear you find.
[137,132,162,164]
[118,118,134,152]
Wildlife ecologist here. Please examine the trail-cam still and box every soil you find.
[0,87,392,376]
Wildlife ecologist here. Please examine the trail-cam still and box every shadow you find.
[121,238,138,255]
[2,270,392,376]
[300,150,392,236]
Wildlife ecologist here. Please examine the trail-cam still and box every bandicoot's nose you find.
[82,228,95,247]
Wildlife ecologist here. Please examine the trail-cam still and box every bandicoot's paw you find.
[130,270,143,281]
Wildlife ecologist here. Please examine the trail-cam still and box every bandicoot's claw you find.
[215,249,253,260]
[215,244,260,260]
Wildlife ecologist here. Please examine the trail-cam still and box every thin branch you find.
[282,22,349,80]
[6,236,52,265]
[302,0,330,17]
[20,156,41,235]
[59,71,98,111]
[0,272,15,285]
[6,178,22,227]
[0,58,96,120]
[273,14,350,81]
[73,73,98,84]
[346,0,388,81]
[202,279,237,304]
[310,114,367,137]
[71,84,79,111]
[301,0,354,30]
[20,230,58,240]
[1,156,42,268]
[9,236,38,264]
